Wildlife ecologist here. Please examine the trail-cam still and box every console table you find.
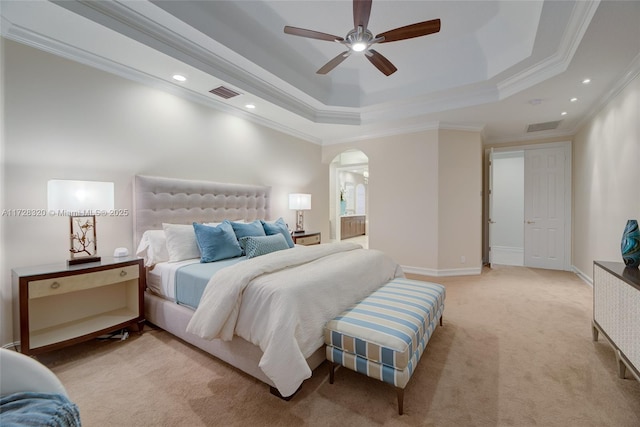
[592,261,640,381]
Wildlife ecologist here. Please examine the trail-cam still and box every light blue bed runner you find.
[175,257,246,309]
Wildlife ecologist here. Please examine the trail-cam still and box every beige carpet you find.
[36,265,640,426]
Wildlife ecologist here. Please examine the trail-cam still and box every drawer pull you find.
[50,282,60,289]
[120,270,127,277]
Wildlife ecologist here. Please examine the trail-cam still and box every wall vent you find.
[526,120,562,133]
[209,86,241,99]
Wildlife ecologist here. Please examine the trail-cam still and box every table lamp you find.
[47,180,114,265]
[288,193,311,233]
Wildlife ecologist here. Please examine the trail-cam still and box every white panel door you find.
[524,147,565,270]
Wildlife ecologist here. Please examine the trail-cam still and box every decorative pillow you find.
[202,222,222,227]
[230,220,266,240]
[135,230,170,267]
[162,223,201,262]
[261,218,294,248]
[239,234,290,259]
[193,222,242,263]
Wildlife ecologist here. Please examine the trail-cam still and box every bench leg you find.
[329,362,336,384]
[396,387,404,415]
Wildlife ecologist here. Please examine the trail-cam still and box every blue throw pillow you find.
[230,220,266,239]
[193,222,242,263]
[239,234,290,259]
[261,218,295,248]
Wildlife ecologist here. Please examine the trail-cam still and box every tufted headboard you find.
[133,175,271,246]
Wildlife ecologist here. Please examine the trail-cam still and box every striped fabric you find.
[324,278,445,370]
[326,302,443,388]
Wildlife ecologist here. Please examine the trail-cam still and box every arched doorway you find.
[329,150,369,247]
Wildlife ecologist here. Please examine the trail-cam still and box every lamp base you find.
[67,256,101,266]
[292,230,306,234]
[295,210,305,234]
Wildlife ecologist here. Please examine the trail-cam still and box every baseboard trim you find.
[401,265,482,277]
[572,265,593,286]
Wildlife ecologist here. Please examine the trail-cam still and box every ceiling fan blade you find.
[284,26,344,42]
[317,52,350,74]
[366,49,397,76]
[376,19,441,43]
[353,0,372,30]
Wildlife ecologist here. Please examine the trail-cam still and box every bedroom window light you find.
[47,180,114,265]
[289,193,311,233]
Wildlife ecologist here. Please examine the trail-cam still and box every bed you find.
[133,175,403,398]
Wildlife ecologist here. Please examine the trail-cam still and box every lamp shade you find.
[47,180,114,213]
[289,193,311,210]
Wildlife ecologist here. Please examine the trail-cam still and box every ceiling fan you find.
[283,0,440,76]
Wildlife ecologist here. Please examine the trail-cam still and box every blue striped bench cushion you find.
[326,301,441,388]
[324,278,445,370]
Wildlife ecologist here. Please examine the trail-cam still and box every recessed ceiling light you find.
[561,111,568,116]
[582,78,591,84]
[570,97,578,102]
[245,104,256,109]
[172,74,187,82]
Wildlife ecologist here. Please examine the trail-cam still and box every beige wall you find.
[324,131,440,270]
[323,129,483,276]
[572,73,640,279]
[438,130,483,271]
[1,40,328,346]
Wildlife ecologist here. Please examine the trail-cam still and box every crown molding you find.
[1,17,323,145]
[50,0,362,127]
[496,0,600,99]
[322,121,484,146]
[45,0,593,128]
[438,122,486,133]
[488,50,640,146]
[485,129,575,146]
[571,51,640,136]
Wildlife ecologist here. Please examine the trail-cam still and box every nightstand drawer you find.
[29,265,139,299]
[296,234,321,245]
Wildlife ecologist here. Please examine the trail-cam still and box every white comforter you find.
[186,242,403,397]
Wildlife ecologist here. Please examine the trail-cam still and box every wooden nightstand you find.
[292,231,321,246]
[12,256,145,355]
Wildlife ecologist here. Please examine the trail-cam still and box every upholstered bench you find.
[324,278,445,415]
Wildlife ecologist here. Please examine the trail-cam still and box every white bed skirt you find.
[144,291,326,388]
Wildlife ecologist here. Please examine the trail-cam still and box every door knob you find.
[526,220,535,224]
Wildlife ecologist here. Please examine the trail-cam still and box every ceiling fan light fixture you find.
[284,0,441,75]
[351,41,367,52]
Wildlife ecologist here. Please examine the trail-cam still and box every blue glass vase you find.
[621,219,640,268]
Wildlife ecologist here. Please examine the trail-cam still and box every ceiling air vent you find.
[526,120,562,133]
[209,86,241,99]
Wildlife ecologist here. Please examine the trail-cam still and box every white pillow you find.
[135,230,170,267]
[162,223,201,262]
